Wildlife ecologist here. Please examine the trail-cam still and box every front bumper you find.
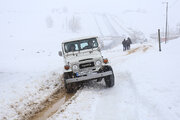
[66,71,113,84]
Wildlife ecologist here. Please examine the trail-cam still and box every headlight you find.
[96,60,101,66]
[72,65,78,70]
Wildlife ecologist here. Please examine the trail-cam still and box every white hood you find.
[65,50,102,64]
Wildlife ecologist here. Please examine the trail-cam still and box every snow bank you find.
[0,70,63,120]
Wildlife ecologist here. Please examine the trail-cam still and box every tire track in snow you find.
[30,88,76,120]
[99,46,164,120]
[102,14,119,36]
[112,45,177,120]
[110,15,132,35]
[93,71,140,120]
[29,77,78,120]
[93,14,104,37]
[128,74,178,120]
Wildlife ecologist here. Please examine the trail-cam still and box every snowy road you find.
[46,42,180,120]
[1,41,180,120]
[94,72,139,120]
[30,45,149,120]
[1,0,180,119]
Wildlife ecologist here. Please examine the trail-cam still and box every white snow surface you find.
[1,0,180,120]
[48,39,180,120]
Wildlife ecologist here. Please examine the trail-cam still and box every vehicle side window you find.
[64,45,68,53]
[92,39,98,47]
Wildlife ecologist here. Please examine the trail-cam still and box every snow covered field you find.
[47,39,180,120]
[1,38,180,120]
[1,0,180,120]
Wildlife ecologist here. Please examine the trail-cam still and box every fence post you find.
[158,29,161,52]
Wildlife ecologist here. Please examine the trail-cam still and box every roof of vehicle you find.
[62,36,98,44]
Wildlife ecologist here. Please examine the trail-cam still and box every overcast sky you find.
[0,0,179,30]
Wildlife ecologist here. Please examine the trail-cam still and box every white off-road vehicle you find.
[59,36,114,93]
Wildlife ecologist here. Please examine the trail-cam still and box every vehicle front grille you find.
[79,58,93,62]
[79,62,94,69]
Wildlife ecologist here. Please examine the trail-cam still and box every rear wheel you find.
[103,66,115,87]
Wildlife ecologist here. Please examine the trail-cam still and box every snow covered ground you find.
[1,37,180,120]
[48,39,180,120]
[1,0,180,120]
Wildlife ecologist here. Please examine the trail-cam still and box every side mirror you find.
[58,51,62,56]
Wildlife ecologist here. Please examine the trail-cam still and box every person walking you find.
[126,37,132,50]
[122,39,127,51]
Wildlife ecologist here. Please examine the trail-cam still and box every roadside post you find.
[158,29,161,52]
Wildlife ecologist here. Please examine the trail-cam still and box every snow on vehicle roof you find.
[62,36,98,44]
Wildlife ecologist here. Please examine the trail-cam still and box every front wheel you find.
[103,66,115,87]
[64,72,76,93]
[66,83,76,93]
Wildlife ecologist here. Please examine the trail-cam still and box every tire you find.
[103,66,115,87]
[66,83,76,93]
[64,72,75,93]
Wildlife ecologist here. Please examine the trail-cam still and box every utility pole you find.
[158,29,161,52]
[163,2,168,44]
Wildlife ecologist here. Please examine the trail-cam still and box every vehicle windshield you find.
[64,38,98,53]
